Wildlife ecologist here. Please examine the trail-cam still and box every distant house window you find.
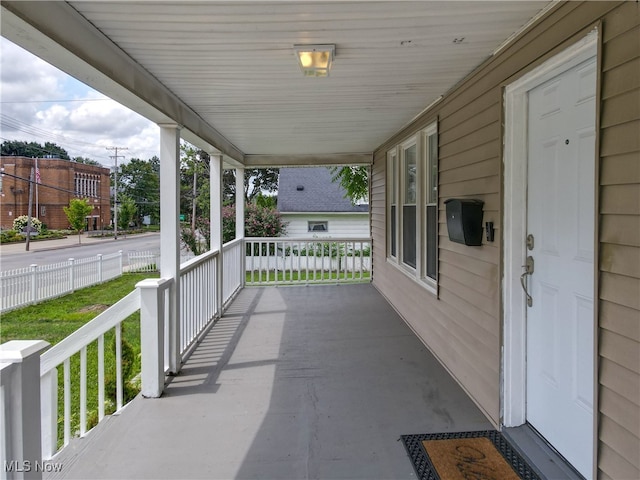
[40,205,46,216]
[308,221,328,232]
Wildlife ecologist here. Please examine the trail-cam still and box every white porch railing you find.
[0,252,123,313]
[38,290,140,459]
[179,250,218,357]
[245,237,371,286]
[223,237,244,303]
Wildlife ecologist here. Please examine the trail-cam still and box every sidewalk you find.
[0,231,159,255]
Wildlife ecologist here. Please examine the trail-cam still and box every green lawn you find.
[246,270,370,283]
[1,273,158,447]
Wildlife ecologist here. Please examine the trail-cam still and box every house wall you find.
[371,2,639,479]
[281,213,370,238]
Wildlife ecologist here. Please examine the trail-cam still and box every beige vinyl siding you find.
[598,3,640,478]
[372,6,639,469]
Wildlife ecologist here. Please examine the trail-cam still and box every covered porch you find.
[46,284,492,479]
[3,1,636,479]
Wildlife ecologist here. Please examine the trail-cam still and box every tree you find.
[73,156,102,166]
[63,198,93,244]
[117,194,137,230]
[117,157,160,223]
[328,166,369,205]
[1,140,70,159]
[223,168,279,205]
[180,145,209,229]
[181,216,211,256]
[255,192,277,209]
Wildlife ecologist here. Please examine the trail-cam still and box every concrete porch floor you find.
[48,284,494,479]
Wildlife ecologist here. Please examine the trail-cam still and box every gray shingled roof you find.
[278,167,368,213]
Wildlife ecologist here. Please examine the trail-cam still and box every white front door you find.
[525,57,596,479]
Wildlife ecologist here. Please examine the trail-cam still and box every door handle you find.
[520,256,534,307]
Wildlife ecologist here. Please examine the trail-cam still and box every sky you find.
[0,37,160,167]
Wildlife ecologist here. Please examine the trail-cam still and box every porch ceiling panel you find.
[4,1,551,160]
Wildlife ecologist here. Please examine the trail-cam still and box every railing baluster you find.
[258,241,262,284]
[267,242,278,285]
[307,242,311,283]
[116,323,123,411]
[63,358,71,446]
[343,241,348,282]
[80,346,87,435]
[98,334,105,421]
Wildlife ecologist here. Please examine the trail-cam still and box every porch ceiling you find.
[1,1,551,165]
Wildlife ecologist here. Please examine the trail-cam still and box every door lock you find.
[526,234,535,251]
[520,256,534,307]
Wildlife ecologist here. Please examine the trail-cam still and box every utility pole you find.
[25,167,34,251]
[106,146,128,240]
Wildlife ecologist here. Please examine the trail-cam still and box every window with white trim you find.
[308,221,328,232]
[387,151,397,259]
[386,121,438,290]
[402,141,417,269]
[423,124,438,282]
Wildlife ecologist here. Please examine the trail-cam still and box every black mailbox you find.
[445,199,484,246]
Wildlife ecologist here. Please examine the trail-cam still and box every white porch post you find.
[210,153,223,315]
[235,167,245,286]
[0,340,49,480]
[159,124,181,374]
[137,278,171,398]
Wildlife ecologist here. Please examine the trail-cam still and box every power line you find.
[0,99,110,104]
[1,114,111,152]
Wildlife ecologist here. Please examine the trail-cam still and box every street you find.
[0,233,161,272]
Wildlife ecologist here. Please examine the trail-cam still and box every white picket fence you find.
[0,252,124,313]
[0,251,169,313]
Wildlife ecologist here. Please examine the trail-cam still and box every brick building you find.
[0,156,111,231]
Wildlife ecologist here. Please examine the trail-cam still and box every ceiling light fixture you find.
[293,44,335,77]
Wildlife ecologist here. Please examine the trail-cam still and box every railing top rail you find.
[179,248,219,275]
[40,290,140,375]
[222,237,243,251]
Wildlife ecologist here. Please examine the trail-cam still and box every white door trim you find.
[502,29,598,427]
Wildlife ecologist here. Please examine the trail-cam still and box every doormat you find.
[400,430,541,480]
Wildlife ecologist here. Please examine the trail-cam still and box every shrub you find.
[222,205,236,243]
[245,204,287,237]
[12,215,43,234]
[0,229,21,243]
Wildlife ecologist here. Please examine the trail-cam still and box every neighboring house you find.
[278,167,368,238]
[0,156,111,230]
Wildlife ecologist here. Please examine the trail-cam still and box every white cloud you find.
[0,38,160,165]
